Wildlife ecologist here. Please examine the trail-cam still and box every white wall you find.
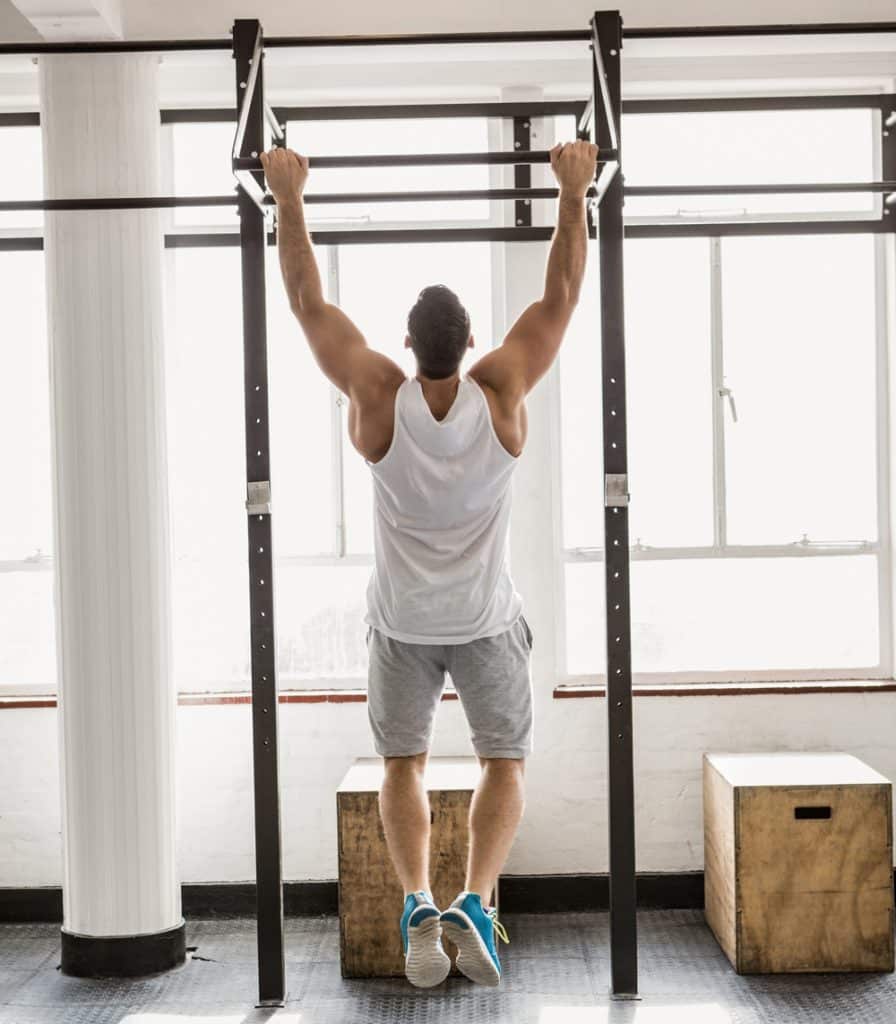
[2,689,894,887]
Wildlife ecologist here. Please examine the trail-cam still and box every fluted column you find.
[40,52,183,977]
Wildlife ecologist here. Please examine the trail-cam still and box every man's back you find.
[362,373,523,645]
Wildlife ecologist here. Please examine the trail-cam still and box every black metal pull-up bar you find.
[232,149,620,173]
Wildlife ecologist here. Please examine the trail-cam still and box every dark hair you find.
[407,284,471,380]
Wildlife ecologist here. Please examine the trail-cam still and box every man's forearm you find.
[543,192,587,309]
[275,197,325,317]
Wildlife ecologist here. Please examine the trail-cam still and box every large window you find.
[2,94,890,695]
[165,117,497,691]
[558,106,888,684]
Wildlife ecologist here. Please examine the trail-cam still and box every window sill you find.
[553,679,896,698]
[4,680,892,711]
[0,689,461,710]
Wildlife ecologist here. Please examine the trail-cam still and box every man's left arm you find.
[260,147,397,397]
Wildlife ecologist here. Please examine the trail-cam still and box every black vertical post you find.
[513,116,532,227]
[233,18,286,1008]
[883,108,896,231]
[593,9,638,997]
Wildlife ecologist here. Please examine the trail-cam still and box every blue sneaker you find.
[400,890,451,988]
[439,891,510,986]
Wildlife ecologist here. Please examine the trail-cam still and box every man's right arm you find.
[468,139,598,399]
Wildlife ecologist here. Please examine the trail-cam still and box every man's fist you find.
[549,140,599,198]
[260,147,309,203]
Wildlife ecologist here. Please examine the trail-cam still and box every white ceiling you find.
[1,0,896,44]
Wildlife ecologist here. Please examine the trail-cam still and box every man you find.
[260,138,598,988]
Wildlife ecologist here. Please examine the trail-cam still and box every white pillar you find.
[40,53,182,977]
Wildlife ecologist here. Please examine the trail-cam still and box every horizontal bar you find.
[166,226,597,247]
[0,237,43,251]
[1,21,895,54]
[625,218,894,237]
[4,215,891,253]
[0,186,581,212]
[233,148,617,171]
[565,541,877,561]
[623,93,895,113]
[161,108,238,123]
[299,186,598,203]
[0,196,237,211]
[277,101,587,121]
[628,181,896,196]
[5,182,893,214]
[623,22,896,39]
[0,112,39,127]
[8,93,890,133]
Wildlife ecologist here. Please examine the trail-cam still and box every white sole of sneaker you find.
[439,910,501,987]
[405,913,452,989]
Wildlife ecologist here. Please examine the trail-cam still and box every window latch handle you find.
[719,385,738,423]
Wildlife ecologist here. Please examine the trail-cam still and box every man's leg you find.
[465,755,526,900]
[379,751,431,895]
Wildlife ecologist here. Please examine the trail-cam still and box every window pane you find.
[165,248,249,690]
[624,109,876,218]
[275,564,369,683]
[290,118,490,222]
[0,249,55,689]
[626,238,713,547]
[0,252,52,560]
[559,247,603,549]
[0,571,56,689]
[560,238,713,550]
[721,235,878,546]
[337,241,494,555]
[0,127,42,230]
[566,554,878,677]
[166,245,349,689]
[266,245,335,557]
[171,123,240,228]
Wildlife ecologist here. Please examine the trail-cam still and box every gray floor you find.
[1,910,894,1023]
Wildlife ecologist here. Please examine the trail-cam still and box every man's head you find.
[405,285,473,380]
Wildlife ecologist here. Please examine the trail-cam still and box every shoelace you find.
[486,907,510,945]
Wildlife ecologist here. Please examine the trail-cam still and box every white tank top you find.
[364,373,523,644]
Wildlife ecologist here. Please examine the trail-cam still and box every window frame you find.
[556,95,894,688]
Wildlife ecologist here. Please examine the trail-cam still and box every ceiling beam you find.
[9,0,122,41]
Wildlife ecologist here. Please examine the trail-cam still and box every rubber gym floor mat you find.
[1,911,894,1024]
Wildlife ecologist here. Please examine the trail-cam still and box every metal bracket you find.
[605,473,630,508]
[246,480,272,515]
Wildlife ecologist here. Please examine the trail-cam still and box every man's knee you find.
[478,754,526,776]
[383,751,428,775]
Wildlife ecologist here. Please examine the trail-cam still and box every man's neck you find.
[416,371,461,392]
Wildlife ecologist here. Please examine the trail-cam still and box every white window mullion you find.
[709,235,728,550]
[327,245,346,558]
[873,231,894,677]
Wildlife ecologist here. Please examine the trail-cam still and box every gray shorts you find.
[366,613,534,760]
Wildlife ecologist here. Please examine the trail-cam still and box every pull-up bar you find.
[232,149,620,173]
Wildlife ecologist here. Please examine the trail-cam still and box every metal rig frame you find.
[2,10,895,1008]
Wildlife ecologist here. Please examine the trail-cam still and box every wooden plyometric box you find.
[337,755,497,978]
[703,751,894,974]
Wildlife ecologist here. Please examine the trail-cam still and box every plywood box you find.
[337,756,497,978]
[703,751,894,974]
